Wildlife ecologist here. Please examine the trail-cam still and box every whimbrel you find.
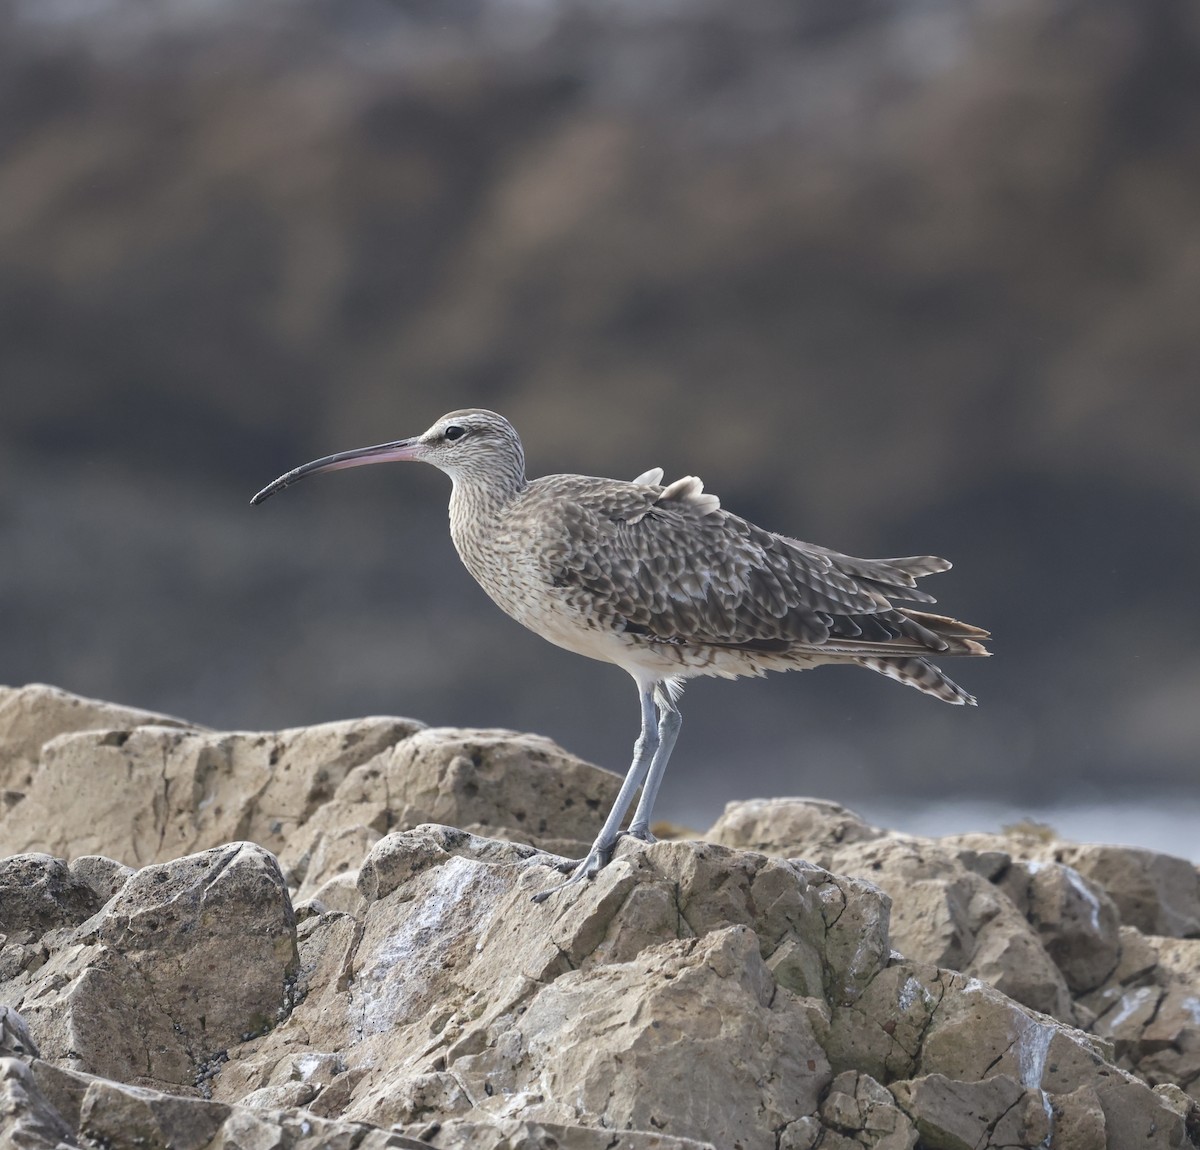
[252,409,989,899]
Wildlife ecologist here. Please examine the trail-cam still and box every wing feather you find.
[536,474,983,658]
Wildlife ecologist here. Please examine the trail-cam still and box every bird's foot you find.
[531,844,612,903]
[541,855,582,876]
[619,823,657,845]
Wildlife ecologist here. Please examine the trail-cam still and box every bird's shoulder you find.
[518,471,779,591]
[522,471,722,533]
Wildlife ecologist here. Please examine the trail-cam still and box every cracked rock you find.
[3,688,1200,1148]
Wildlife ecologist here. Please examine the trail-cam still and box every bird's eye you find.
[443,425,466,442]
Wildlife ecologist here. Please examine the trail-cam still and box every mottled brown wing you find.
[537,474,960,653]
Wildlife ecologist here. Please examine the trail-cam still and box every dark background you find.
[2,0,1198,849]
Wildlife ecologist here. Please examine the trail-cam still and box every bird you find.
[251,409,989,900]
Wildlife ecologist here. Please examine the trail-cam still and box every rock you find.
[388,1118,711,1150]
[1088,936,1200,1102]
[996,860,1121,994]
[284,727,622,877]
[0,853,105,942]
[4,688,1200,1148]
[1,714,423,869]
[77,1077,230,1150]
[300,871,366,918]
[0,1006,39,1059]
[1049,1084,1109,1150]
[289,824,380,903]
[68,855,134,903]
[819,1070,917,1149]
[821,962,947,1084]
[215,832,871,1148]
[0,1057,78,1149]
[14,1060,434,1150]
[917,974,1108,1091]
[890,1073,1048,1150]
[0,686,620,893]
[708,798,884,857]
[15,843,298,1087]
[511,926,831,1148]
[710,798,1200,1046]
[1039,844,1200,939]
[0,682,195,796]
[1092,1073,1194,1149]
[847,840,1074,1020]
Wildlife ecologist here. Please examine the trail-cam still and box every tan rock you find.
[710,799,1084,1022]
[0,682,195,796]
[423,1120,716,1149]
[1111,924,1161,984]
[209,831,874,1148]
[0,1056,78,1149]
[509,926,830,1149]
[708,797,884,859]
[5,689,1200,1148]
[890,1073,1048,1150]
[1082,933,1200,1100]
[1093,984,1165,1056]
[1092,1073,1192,1149]
[825,838,1074,1021]
[78,1077,230,1150]
[936,834,1013,883]
[0,853,104,942]
[1,716,421,868]
[996,860,1121,994]
[1048,1084,1108,1150]
[68,854,134,902]
[777,1115,825,1149]
[0,1006,39,1060]
[300,871,366,918]
[819,1070,917,1149]
[793,861,893,1008]
[821,962,950,1084]
[18,842,297,1087]
[289,727,623,869]
[290,823,380,902]
[918,975,1108,1093]
[1139,986,1200,1088]
[1039,843,1200,939]
[22,1059,433,1149]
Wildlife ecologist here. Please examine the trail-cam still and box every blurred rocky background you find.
[1,0,1198,848]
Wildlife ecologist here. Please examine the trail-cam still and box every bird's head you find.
[250,409,526,505]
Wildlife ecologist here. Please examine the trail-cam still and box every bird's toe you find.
[537,853,583,876]
[620,825,657,845]
[531,846,609,903]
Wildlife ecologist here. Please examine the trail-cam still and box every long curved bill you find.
[250,438,421,505]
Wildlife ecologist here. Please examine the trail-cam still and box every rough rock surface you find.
[1,685,1199,1149]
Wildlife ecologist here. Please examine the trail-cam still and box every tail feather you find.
[884,555,953,578]
[792,544,951,604]
[898,609,991,654]
[856,655,978,705]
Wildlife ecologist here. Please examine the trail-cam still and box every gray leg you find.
[532,687,659,903]
[625,686,682,841]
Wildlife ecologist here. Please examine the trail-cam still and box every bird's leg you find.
[624,685,682,842]
[532,687,659,902]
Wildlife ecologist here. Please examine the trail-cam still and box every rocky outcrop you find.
[0,684,616,879]
[1,685,1198,1148]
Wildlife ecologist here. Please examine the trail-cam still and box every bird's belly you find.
[489,582,619,660]
[476,574,651,673]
